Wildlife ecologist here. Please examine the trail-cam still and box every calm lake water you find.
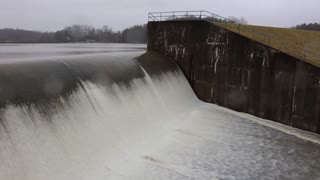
[0,43,146,62]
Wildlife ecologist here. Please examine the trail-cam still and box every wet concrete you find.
[147,20,320,134]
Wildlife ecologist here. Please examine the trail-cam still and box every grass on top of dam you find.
[214,22,320,67]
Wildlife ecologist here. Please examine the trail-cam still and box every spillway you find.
[0,44,319,179]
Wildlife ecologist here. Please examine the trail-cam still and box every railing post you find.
[252,29,254,38]
[173,12,175,20]
[269,35,271,45]
[200,11,202,19]
[304,50,307,59]
[160,12,162,21]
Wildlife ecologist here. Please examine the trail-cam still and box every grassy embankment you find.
[214,22,320,67]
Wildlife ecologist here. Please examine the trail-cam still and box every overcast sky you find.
[0,0,319,31]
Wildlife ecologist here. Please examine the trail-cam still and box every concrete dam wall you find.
[147,20,320,134]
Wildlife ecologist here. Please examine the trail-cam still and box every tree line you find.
[293,23,320,31]
[166,15,248,24]
[0,24,147,43]
[1,21,318,43]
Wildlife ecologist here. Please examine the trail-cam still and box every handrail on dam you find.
[148,10,320,67]
[148,10,228,23]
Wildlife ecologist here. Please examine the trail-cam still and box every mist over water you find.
[0,70,197,180]
[0,44,198,179]
[0,44,319,179]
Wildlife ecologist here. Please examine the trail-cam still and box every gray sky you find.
[1,0,319,31]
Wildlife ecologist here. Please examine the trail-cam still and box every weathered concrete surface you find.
[148,20,320,134]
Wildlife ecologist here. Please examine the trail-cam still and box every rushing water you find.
[0,44,319,180]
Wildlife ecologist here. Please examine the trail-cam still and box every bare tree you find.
[228,16,248,24]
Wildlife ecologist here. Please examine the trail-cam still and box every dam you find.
[0,17,320,180]
[148,10,320,134]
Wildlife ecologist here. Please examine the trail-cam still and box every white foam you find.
[0,59,319,179]
[0,70,197,180]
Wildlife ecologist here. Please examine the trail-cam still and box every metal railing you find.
[148,10,320,67]
[148,10,228,23]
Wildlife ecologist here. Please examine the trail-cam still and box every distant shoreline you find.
[0,24,147,44]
